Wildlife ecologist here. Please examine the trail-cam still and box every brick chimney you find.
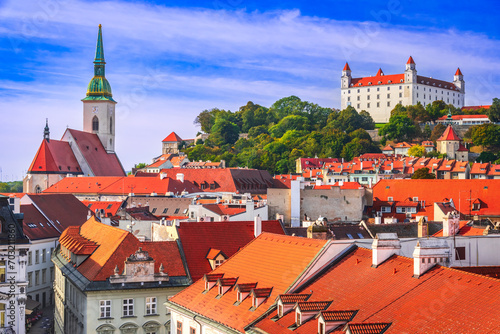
[413,239,450,278]
[372,233,401,267]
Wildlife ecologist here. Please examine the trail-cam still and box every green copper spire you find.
[83,24,115,102]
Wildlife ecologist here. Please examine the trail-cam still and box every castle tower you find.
[82,24,117,153]
[341,62,352,89]
[453,68,465,94]
[404,56,417,83]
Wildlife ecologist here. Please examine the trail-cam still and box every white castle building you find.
[340,57,465,123]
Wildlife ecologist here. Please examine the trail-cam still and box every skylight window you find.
[346,233,354,239]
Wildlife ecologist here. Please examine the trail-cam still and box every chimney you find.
[413,239,450,278]
[176,173,184,183]
[417,216,428,238]
[442,211,460,237]
[160,172,167,180]
[372,233,401,267]
[254,215,262,237]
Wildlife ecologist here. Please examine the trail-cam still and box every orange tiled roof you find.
[59,216,187,281]
[279,293,311,304]
[296,301,332,312]
[253,247,500,333]
[320,310,357,322]
[169,233,327,332]
[346,323,392,334]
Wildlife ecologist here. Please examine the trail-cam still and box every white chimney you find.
[176,173,184,183]
[254,215,262,237]
[413,239,450,278]
[160,172,167,180]
[442,211,460,237]
[372,233,401,267]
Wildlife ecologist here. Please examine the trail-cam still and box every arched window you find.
[109,117,113,134]
[35,185,42,194]
[92,116,99,132]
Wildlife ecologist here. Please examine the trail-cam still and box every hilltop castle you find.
[340,57,465,123]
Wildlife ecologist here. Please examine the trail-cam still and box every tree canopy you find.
[411,167,436,179]
[186,96,380,174]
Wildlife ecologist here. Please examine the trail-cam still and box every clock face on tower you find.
[92,106,99,113]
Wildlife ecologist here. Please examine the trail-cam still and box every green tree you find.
[408,145,426,157]
[468,123,500,149]
[476,151,497,163]
[269,115,310,138]
[359,111,375,130]
[430,124,446,142]
[378,114,418,142]
[411,167,436,179]
[194,109,218,133]
[488,98,500,123]
[210,119,240,146]
[423,124,432,139]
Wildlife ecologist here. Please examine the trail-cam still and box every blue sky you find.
[1,0,499,181]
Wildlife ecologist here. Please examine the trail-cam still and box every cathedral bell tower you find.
[82,24,117,153]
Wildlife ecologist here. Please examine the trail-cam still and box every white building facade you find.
[341,57,465,123]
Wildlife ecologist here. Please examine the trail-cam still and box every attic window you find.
[388,80,392,83]
[413,197,418,202]
[151,208,157,214]
[296,310,302,326]
[174,208,180,214]
[400,79,403,82]
[106,204,112,209]
[88,204,92,208]
[183,208,188,214]
[388,197,393,202]
[368,82,372,85]
[378,81,382,84]
[346,233,354,239]
[162,208,168,214]
[472,203,480,211]
[358,83,362,86]
[59,166,61,170]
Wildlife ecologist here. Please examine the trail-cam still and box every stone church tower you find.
[82,24,117,153]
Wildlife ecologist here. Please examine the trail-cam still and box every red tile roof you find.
[351,72,403,88]
[416,75,460,91]
[462,105,490,111]
[27,139,82,174]
[437,125,461,141]
[455,68,463,76]
[253,246,500,333]
[59,216,187,281]
[298,158,339,171]
[296,301,332,312]
[372,179,500,221]
[346,323,392,334]
[320,310,357,322]
[65,129,126,176]
[279,293,311,304]
[81,200,122,217]
[169,233,328,332]
[202,204,246,216]
[162,131,183,142]
[433,220,485,237]
[406,56,415,64]
[343,63,351,71]
[437,114,489,121]
[21,194,91,240]
[177,220,285,281]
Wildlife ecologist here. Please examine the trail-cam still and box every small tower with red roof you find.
[436,125,468,161]
[341,62,352,89]
[162,132,183,154]
[453,68,465,93]
[405,56,417,83]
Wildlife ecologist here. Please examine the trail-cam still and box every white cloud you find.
[0,0,499,178]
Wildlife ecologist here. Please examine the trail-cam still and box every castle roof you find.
[343,62,351,71]
[27,139,82,174]
[455,67,463,76]
[406,56,415,64]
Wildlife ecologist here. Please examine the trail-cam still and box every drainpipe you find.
[194,315,203,334]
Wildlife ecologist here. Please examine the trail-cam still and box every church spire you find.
[83,24,114,101]
[44,118,50,142]
[94,24,105,66]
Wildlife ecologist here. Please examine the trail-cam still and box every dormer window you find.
[296,310,302,326]
[278,304,283,317]
[388,197,393,202]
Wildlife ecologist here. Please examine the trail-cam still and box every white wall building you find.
[341,57,465,123]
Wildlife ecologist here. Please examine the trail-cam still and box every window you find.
[381,206,391,213]
[413,197,418,202]
[455,247,466,260]
[347,97,350,102]
[42,249,46,263]
[367,103,370,108]
[357,104,360,109]
[387,87,390,91]
[346,233,354,239]
[28,272,32,287]
[42,269,46,284]
[215,259,224,268]
[50,267,54,282]
[399,92,402,98]
[28,251,32,266]
[387,93,390,98]
[319,322,325,334]
[35,250,39,264]
[123,298,134,316]
[151,208,157,214]
[387,102,391,107]
[176,321,183,334]
[472,202,480,211]
[357,89,360,93]
[357,96,360,101]
[35,270,40,285]
[190,327,196,334]
[296,311,301,326]
[278,304,283,317]
[162,208,168,214]
[174,208,180,214]
[399,85,402,90]
[146,297,157,315]
[388,197,393,202]
[377,87,380,91]
[377,102,380,107]
[377,94,380,99]
[92,116,99,131]
[367,95,370,100]
[109,117,113,134]
[100,300,111,318]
